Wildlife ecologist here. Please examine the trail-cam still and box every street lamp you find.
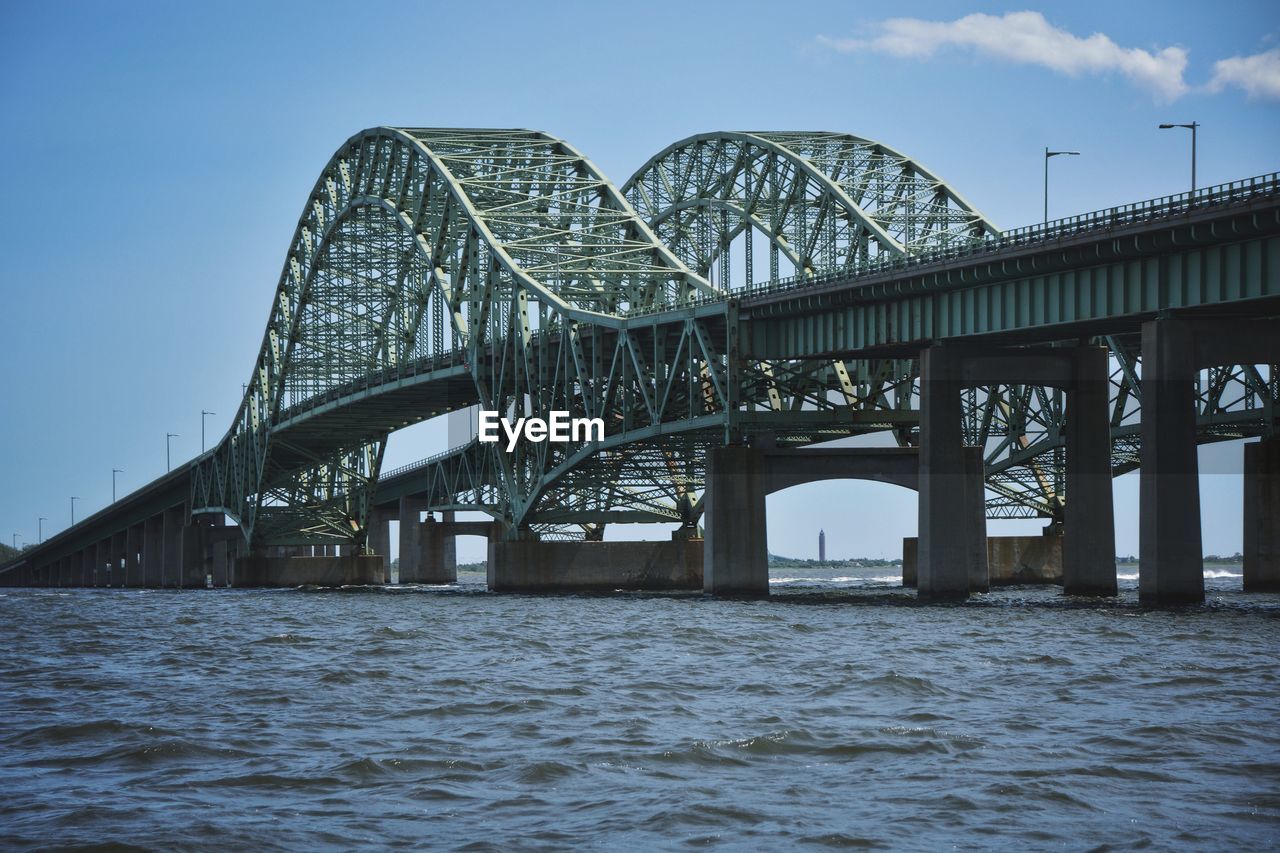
[1158,122,1199,194]
[112,468,123,502]
[70,496,79,526]
[11,533,18,550]
[38,517,46,544]
[201,410,216,453]
[166,433,180,472]
[1044,148,1081,227]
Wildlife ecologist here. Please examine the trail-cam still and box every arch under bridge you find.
[5,127,1279,602]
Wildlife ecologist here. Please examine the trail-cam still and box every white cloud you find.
[1207,47,1280,100]
[816,11,1189,101]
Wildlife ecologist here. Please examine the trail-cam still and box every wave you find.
[1117,570,1242,581]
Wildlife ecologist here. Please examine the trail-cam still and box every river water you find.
[1,568,1277,849]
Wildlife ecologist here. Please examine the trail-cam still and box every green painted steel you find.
[190,128,732,548]
[188,127,1274,545]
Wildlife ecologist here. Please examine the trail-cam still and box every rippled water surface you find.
[2,569,1278,849]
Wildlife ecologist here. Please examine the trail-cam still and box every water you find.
[1,569,1277,849]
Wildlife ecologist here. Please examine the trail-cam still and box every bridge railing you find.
[1001,172,1280,245]
[275,348,467,423]
[620,171,1280,316]
[380,440,477,481]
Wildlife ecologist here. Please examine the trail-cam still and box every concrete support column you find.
[397,497,430,584]
[1244,438,1280,592]
[143,515,164,587]
[95,539,109,587]
[963,446,990,593]
[919,347,970,600]
[409,517,457,584]
[1139,318,1203,603]
[181,522,210,588]
[441,510,458,580]
[162,507,184,588]
[79,548,91,587]
[1064,346,1118,596]
[125,524,144,588]
[109,531,127,587]
[703,445,769,596]
[209,538,227,588]
[366,507,389,573]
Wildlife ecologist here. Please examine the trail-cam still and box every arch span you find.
[623,131,1000,287]
[192,127,717,548]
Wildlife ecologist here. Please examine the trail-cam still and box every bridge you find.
[3,128,1277,603]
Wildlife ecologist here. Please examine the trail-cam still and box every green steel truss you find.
[190,127,1278,549]
[625,131,1000,284]
[192,128,733,545]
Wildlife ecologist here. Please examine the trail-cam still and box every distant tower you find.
[819,529,826,562]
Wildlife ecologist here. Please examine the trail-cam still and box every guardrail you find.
[275,348,466,423]
[621,171,1280,317]
[379,440,477,481]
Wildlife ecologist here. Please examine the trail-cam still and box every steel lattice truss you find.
[625,131,999,286]
[192,128,732,546]
[189,127,1277,549]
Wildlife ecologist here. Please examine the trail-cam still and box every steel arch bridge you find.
[189,127,1277,551]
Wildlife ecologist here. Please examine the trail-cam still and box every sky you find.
[1,1,1277,562]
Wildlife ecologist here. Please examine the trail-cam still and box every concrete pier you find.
[397,497,430,583]
[703,445,769,596]
[488,538,703,592]
[964,446,990,593]
[143,515,164,586]
[905,534,1063,586]
[234,554,385,587]
[400,515,458,584]
[1245,438,1280,592]
[180,525,208,588]
[1063,346,1118,596]
[918,343,1115,599]
[1139,318,1203,603]
[125,524,143,588]
[162,507,183,588]
[702,444,941,597]
[365,506,394,581]
[110,530,126,587]
[918,347,976,600]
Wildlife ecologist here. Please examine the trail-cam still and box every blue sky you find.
[1,1,1277,561]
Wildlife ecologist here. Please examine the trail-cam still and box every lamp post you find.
[1158,122,1198,194]
[11,533,18,550]
[201,410,216,453]
[38,517,46,544]
[166,433,179,472]
[1044,148,1081,227]
[70,496,79,526]
[112,468,123,502]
